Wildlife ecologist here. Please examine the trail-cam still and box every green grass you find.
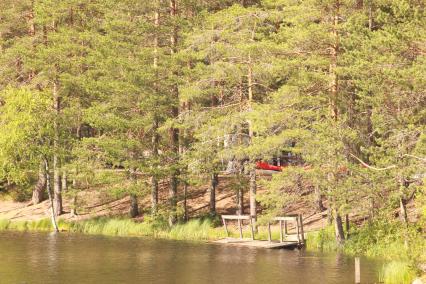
[306,226,338,251]
[379,261,416,284]
[0,219,53,232]
[68,218,156,237]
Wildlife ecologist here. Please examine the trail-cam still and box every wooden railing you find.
[221,215,254,240]
[221,214,304,245]
[267,215,304,245]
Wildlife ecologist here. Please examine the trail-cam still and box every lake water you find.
[0,231,383,284]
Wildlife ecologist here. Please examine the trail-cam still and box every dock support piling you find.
[355,257,360,284]
[238,219,243,239]
[279,220,283,242]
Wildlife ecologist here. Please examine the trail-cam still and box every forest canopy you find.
[0,0,425,257]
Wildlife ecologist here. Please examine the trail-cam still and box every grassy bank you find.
[0,217,229,241]
[0,217,297,241]
[306,221,425,284]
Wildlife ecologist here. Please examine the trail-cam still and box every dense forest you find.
[0,0,425,276]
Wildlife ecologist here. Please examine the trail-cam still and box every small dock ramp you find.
[214,214,305,249]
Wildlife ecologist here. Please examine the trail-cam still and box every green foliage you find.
[0,88,52,184]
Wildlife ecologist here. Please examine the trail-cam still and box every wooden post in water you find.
[238,219,243,239]
[222,216,229,237]
[284,220,288,235]
[279,220,283,242]
[355,257,360,284]
[267,222,272,242]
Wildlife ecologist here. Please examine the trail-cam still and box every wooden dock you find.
[218,214,305,249]
[214,238,302,249]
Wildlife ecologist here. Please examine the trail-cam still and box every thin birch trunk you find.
[44,158,59,233]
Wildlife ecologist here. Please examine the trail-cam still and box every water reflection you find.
[0,232,382,284]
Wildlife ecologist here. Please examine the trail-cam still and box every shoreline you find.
[1,216,424,283]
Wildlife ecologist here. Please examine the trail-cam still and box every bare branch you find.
[402,154,426,162]
[350,153,397,171]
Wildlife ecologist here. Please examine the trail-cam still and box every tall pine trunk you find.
[61,169,67,192]
[209,173,218,216]
[168,0,179,226]
[53,80,62,216]
[151,119,159,215]
[330,0,342,244]
[237,189,244,215]
[129,195,139,218]
[314,185,325,212]
[151,2,160,215]
[129,169,139,218]
[247,55,257,224]
[334,211,345,245]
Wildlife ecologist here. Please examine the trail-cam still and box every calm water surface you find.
[0,231,382,284]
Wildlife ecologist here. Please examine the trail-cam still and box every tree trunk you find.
[70,177,77,217]
[314,185,325,212]
[334,211,345,245]
[129,194,139,218]
[150,121,159,214]
[168,176,178,226]
[168,0,179,226]
[345,213,350,239]
[249,169,257,220]
[151,3,160,216]
[399,197,408,225]
[247,54,257,224]
[327,206,333,225]
[210,173,218,216]
[329,0,340,120]
[32,160,46,205]
[53,80,62,216]
[61,169,67,192]
[129,169,139,218]
[44,158,59,233]
[183,181,188,221]
[237,187,244,215]
[70,195,77,217]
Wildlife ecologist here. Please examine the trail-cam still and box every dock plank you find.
[213,238,301,249]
